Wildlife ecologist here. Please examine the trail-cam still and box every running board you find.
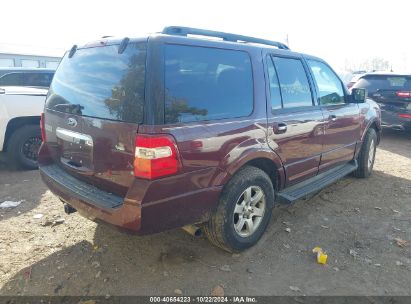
[277,161,358,204]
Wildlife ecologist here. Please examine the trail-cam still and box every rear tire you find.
[204,166,274,253]
[353,128,377,178]
[7,125,42,170]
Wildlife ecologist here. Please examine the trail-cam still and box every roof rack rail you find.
[162,26,290,50]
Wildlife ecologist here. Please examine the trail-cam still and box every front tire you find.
[7,125,42,170]
[353,128,377,178]
[204,166,274,252]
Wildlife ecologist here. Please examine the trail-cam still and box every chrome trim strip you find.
[56,127,93,146]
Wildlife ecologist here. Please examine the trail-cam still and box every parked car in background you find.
[346,73,366,90]
[0,68,55,88]
[352,72,411,131]
[38,26,381,252]
[339,71,367,90]
[0,86,47,169]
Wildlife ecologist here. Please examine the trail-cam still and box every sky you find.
[1,0,410,73]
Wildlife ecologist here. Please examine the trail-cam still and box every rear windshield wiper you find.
[52,103,84,114]
[68,45,77,58]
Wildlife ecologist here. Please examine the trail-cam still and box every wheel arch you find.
[3,116,40,151]
[216,149,285,192]
[243,157,282,191]
[363,118,381,144]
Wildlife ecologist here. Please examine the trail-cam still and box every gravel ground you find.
[0,129,410,296]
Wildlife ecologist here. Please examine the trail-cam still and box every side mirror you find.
[351,88,366,103]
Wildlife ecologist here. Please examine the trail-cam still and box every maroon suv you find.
[38,27,381,252]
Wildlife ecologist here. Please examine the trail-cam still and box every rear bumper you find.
[40,164,142,232]
[381,108,411,130]
[39,163,222,234]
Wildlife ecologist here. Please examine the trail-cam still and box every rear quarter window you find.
[164,45,253,123]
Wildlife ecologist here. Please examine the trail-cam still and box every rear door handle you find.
[273,122,287,134]
[329,115,337,122]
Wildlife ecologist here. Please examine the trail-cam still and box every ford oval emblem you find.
[67,117,78,127]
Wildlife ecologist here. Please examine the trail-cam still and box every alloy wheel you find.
[368,139,375,170]
[233,186,266,237]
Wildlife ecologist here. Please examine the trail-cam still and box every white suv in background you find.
[0,86,47,169]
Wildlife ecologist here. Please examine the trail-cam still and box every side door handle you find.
[329,114,337,122]
[273,122,287,134]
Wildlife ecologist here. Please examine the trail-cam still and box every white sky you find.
[1,0,410,73]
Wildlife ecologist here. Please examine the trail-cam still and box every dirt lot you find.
[0,129,410,296]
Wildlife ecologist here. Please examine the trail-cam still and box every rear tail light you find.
[395,91,411,98]
[398,113,411,119]
[40,113,46,141]
[133,134,180,179]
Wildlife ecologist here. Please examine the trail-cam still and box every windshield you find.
[46,42,146,123]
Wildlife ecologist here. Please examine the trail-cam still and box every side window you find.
[0,73,24,86]
[23,73,54,87]
[164,45,253,123]
[0,59,14,67]
[21,59,39,68]
[308,60,345,105]
[266,56,282,111]
[46,61,59,69]
[272,57,313,108]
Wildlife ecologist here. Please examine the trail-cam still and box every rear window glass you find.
[353,75,411,93]
[46,42,146,123]
[387,77,407,87]
[164,45,253,123]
